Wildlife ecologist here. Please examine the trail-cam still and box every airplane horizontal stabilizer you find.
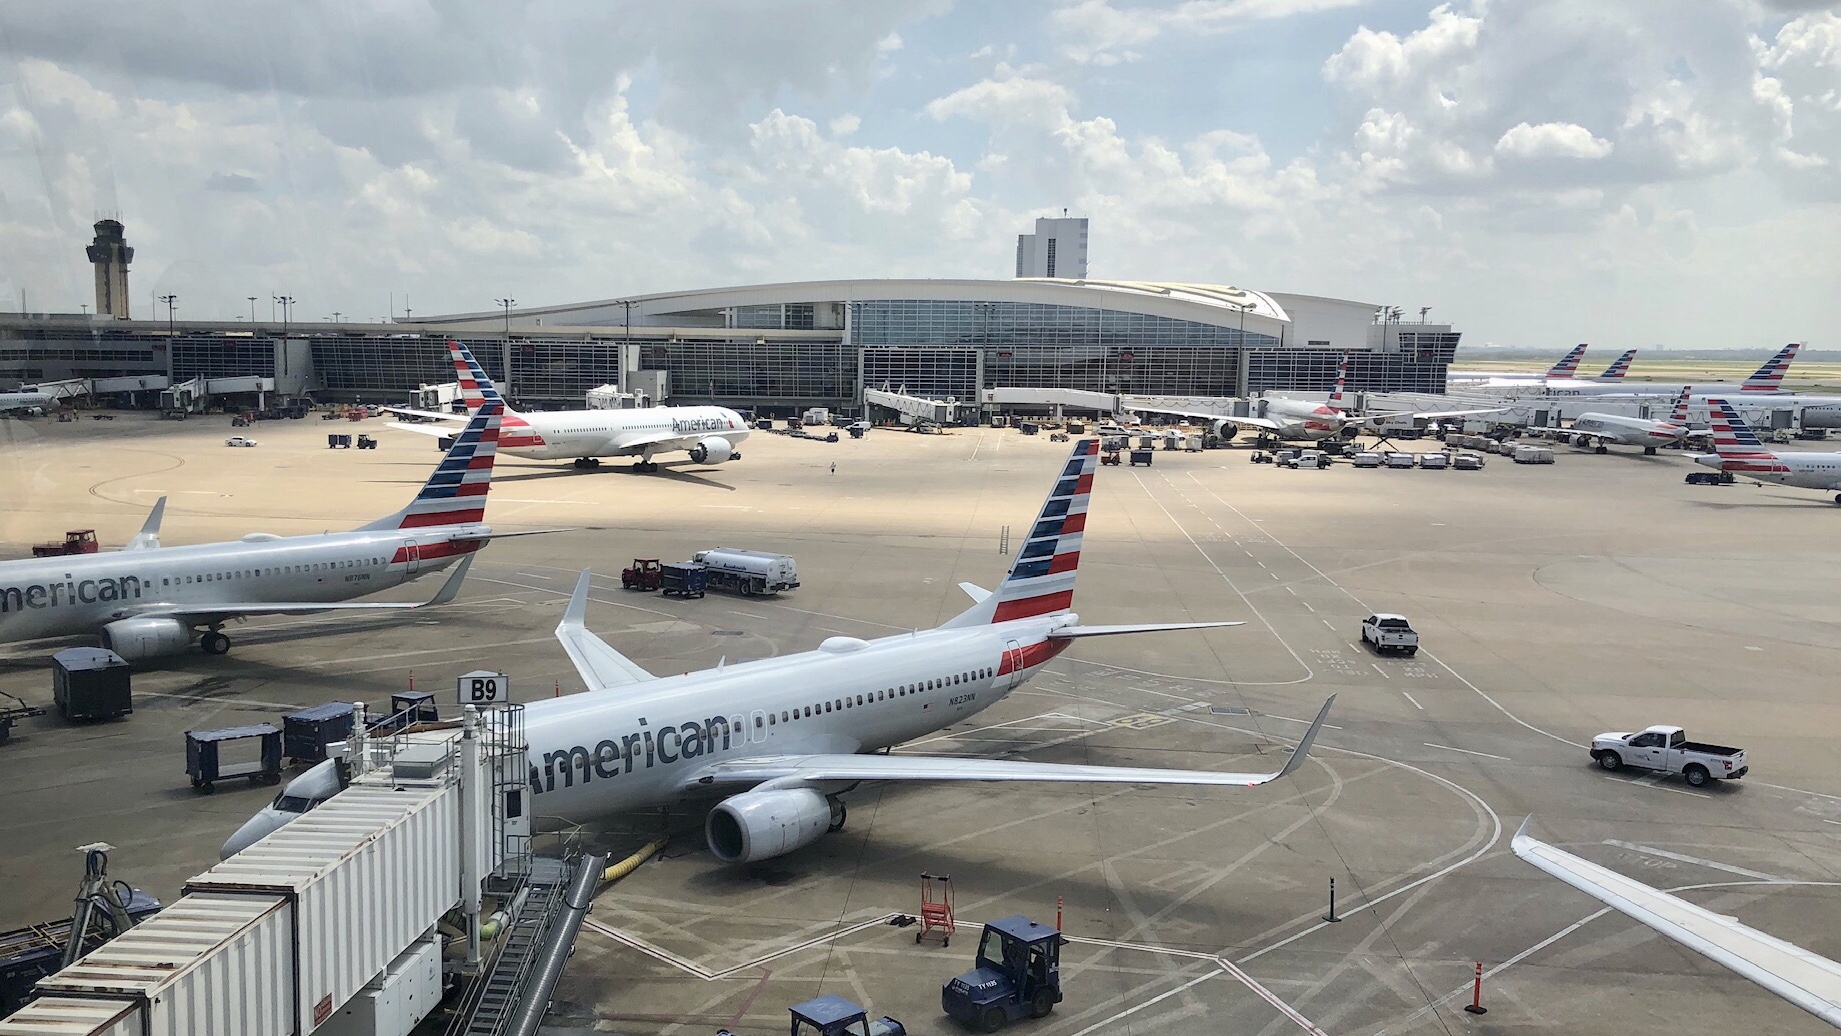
[382,406,469,423]
[1513,818,1841,1028]
[556,569,658,691]
[1048,621,1243,639]
[681,695,1334,791]
[385,420,458,437]
[125,496,166,551]
[130,555,475,621]
[958,582,991,603]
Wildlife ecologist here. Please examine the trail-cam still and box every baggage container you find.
[284,702,356,763]
[1512,445,1555,464]
[183,784,459,1036]
[52,648,132,722]
[660,562,708,598]
[34,893,293,1036]
[0,995,140,1036]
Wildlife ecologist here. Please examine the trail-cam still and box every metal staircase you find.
[447,857,573,1036]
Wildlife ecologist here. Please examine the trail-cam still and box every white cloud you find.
[1052,0,1366,64]
[829,114,863,137]
[1494,121,1614,160]
[924,69,1077,128]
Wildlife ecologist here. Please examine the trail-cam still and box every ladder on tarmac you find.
[447,856,574,1036]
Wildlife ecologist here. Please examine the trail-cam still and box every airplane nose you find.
[219,808,293,860]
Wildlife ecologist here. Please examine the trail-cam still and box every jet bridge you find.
[0,702,598,1036]
[865,386,960,426]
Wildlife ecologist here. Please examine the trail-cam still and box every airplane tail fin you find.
[1546,344,1589,379]
[448,341,514,413]
[125,496,166,551]
[942,438,1098,628]
[1706,399,1775,463]
[1326,352,1349,410]
[1666,386,1693,427]
[1599,349,1637,380]
[358,401,503,531]
[1741,342,1800,392]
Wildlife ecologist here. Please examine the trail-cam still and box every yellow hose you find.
[601,837,667,884]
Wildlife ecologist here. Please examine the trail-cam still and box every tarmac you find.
[2,410,1839,1036]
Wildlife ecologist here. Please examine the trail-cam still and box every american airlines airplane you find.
[1498,343,1803,401]
[0,389,55,415]
[1564,387,1693,454]
[1446,344,1592,386]
[1132,354,1503,446]
[388,341,750,472]
[0,403,512,660]
[1697,398,1841,504]
[223,437,1335,862]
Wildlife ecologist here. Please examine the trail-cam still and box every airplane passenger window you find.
[856,695,863,706]
[768,715,775,726]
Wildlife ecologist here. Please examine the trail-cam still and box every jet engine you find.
[705,788,832,863]
[688,436,736,464]
[101,617,193,660]
[1210,420,1240,442]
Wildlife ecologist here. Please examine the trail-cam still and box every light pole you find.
[494,298,517,336]
[274,295,294,342]
[331,311,342,323]
[248,297,257,323]
[158,294,177,338]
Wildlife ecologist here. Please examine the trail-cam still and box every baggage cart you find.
[52,648,132,722]
[660,562,708,598]
[283,702,356,763]
[185,724,283,793]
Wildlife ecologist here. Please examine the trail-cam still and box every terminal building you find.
[0,279,1460,412]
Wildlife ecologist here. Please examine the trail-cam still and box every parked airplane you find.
[1132,355,1503,446]
[0,389,55,415]
[0,403,511,660]
[1498,343,1803,400]
[1697,398,1841,503]
[1564,387,1693,455]
[223,438,1335,862]
[1446,344,1591,385]
[1514,819,1841,1028]
[387,341,750,472]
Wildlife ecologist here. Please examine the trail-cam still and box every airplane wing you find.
[679,695,1332,790]
[1513,819,1841,1028]
[555,570,658,689]
[1366,406,1513,421]
[124,497,166,551]
[124,554,475,621]
[387,421,459,438]
[610,429,720,453]
[382,406,469,423]
[1050,621,1242,639]
[1123,404,1282,431]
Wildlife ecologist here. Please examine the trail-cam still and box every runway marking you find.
[1423,742,1509,761]
[136,689,306,710]
[1401,691,1423,710]
[1285,585,1296,595]
[1265,714,1345,731]
[1604,840,1785,882]
[1300,600,1312,611]
[1371,663,1390,679]
[1321,619,1334,629]
[515,571,553,580]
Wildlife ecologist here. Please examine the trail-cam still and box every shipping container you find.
[183,785,459,1036]
[34,893,292,1036]
[0,995,139,1036]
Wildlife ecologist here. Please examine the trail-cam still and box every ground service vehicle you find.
[942,915,1064,1032]
[621,558,663,591]
[1418,451,1449,469]
[1686,470,1735,485]
[32,529,99,557]
[1280,449,1329,469]
[659,561,708,598]
[1361,614,1419,656]
[1590,725,1748,786]
[789,995,906,1036]
[1384,452,1415,469]
[225,435,258,447]
[1453,452,1485,470]
[1350,451,1382,468]
[691,548,799,596]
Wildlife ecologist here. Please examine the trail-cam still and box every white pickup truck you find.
[1360,614,1419,656]
[1590,725,1748,787]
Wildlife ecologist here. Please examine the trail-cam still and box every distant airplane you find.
[1698,398,1841,503]
[1514,819,1841,1028]
[0,404,514,660]
[1596,348,1638,380]
[223,437,1335,862]
[0,389,55,415]
[387,341,750,473]
[1446,344,1592,385]
[1565,387,1693,455]
[1131,354,1504,445]
[1498,343,1803,401]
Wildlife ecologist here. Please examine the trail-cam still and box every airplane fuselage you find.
[0,527,481,643]
[1696,450,1841,490]
[493,406,750,461]
[1568,414,1688,449]
[520,618,1071,820]
[1254,399,1348,441]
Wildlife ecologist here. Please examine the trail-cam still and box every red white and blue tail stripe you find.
[1327,353,1349,410]
[1546,344,1589,379]
[1599,349,1637,380]
[1741,342,1800,392]
[1666,387,1693,427]
[360,401,503,530]
[449,341,503,410]
[1707,399,1786,473]
[945,439,1096,626]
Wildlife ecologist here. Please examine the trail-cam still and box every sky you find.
[0,0,1835,348]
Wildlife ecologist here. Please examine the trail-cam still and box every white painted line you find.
[1265,714,1345,730]
[1401,691,1423,710]
[1321,619,1334,629]
[1063,971,1221,1036]
[1300,600,1313,612]
[1269,571,1279,580]
[1371,663,1390,679]
[515,571,553,580]
[1825,819,1841,826]
[1423,742,1510,761]
[1604,840,1785,882]
[1285,585,1296,595]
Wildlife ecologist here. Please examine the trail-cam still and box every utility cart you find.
[185,723,283,793]
[789,995,906,1036]
[660,561,709,598]
[622,558,663,591]
[0,690,44,745]
[941,915,1064,1032]
[368,690,438,733]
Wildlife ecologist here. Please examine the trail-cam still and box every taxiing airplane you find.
[1515,819,1841,1028]
[388,341,750,472]
[1133,355,1504,445]
[0,389,55,415]
[1446,344,1592,386]
[1564,387,1693,455]
[0,403,512,660]
[1697,398,1841,504]
[223,437,1335,862]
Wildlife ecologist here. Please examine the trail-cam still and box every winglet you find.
[1513,813,1535,848]
[553,569,658,691]
[1277,694,1335,779]
[426,554,474,606]
[126,496,166,551]
[562,568,593,631]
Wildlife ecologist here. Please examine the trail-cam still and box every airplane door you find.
[1005,640,1025,689]
[402,543,422,575]
[750,710,767,744]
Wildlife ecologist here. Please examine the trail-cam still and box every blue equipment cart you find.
[789,995,906,1036]
[283,702,356,763]
[185,723,283,793]
[941,915,1064,1032]
[660,561,709,598]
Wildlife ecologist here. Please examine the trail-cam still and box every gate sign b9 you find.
[457,669,512,705]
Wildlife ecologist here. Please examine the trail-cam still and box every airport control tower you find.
[86,219,134,319]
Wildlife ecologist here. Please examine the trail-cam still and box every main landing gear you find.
[200,630,231,655]
[572,457,602,469]
[631,460,660,473]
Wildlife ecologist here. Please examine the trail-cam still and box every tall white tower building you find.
[1014,216,1088,279]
